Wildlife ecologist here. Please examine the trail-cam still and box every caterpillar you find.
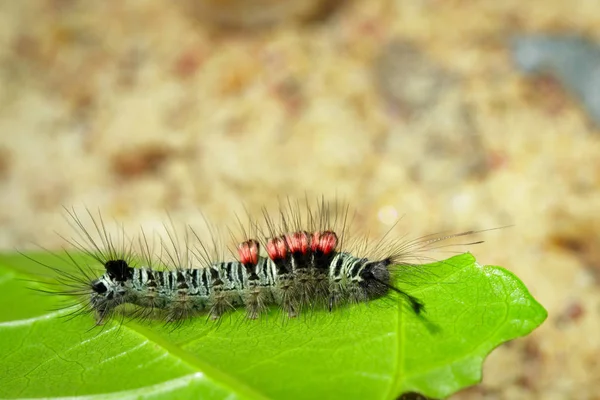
[29,199,493,327]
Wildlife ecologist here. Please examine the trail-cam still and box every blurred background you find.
[1,0,599,398]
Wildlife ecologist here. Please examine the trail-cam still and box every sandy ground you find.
[1,1,600,399]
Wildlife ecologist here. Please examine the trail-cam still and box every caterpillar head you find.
[89,259,133,324]
[91,279,108,294]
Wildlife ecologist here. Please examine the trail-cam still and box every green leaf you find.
[0,252,546,399]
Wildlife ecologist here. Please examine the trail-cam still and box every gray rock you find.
[512,34,600,127]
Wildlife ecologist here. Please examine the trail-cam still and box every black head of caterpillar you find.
[30,200,499,327]
[22,208,147,325]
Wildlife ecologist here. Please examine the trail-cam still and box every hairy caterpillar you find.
[29,199,494,327]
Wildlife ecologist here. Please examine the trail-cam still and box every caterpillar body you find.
[32,200,490,327]
[92,236,403,324]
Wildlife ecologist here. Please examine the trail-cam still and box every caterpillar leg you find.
[243,288,270,319]
[278,287,298,318]
[167,294,195,323]
[94,308,109,325]
[90,294,115,325]
[209,294,235,320]
[328,284,343,312]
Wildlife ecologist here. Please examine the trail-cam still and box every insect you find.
[28,199,494,327]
